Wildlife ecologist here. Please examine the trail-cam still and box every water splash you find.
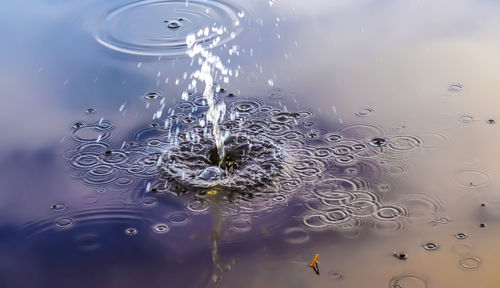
[185,33,229,163]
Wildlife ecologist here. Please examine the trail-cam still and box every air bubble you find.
[455,233,468,239]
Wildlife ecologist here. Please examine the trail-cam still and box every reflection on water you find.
[2,0,500,287]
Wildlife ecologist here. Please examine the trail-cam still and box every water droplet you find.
[125,228,138,235]
[51,203,66,211]
[369,137,388,147]
[486,119,496,124]
[393,252,408,260]
[455,232,468,239]
[72,122,84,129]
[153,223,169,233]
[355,108,374,117]
[167,20,181,29]
[86,108,96,114]
[479,223,486,228]
[144,92,161,100]
[95,0,246,56]
[448,83,464,92]
[423,242,439,251]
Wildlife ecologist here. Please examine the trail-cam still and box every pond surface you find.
[1,0,500,287]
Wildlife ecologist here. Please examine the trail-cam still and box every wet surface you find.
[2,0,500,287]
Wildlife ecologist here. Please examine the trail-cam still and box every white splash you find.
[185,33,230,162]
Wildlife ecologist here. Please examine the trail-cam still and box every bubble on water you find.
[94,0,247,56]
[144,92,161,100]
[153,223,170,233]
[423,242,439,251]
[55,217,74,228]
[355,108,374,117]
[460,257,481,269]
[51,203,66,211]
[283,227,310,244]
[454,169,492,188]
[125,227,138,235]
[455,232,468,239]
[389,274,429,288]
[448,83,464,92]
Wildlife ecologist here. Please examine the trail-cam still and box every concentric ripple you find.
[65,97,432,231]
[94,0,247,56]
